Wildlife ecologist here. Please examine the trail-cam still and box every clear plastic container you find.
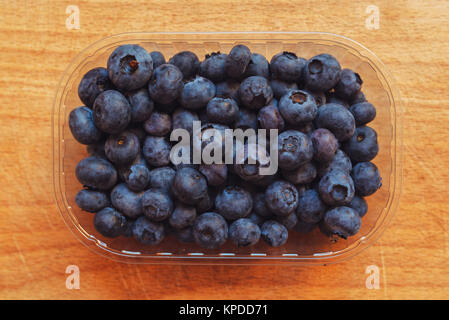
[52,32,403,265]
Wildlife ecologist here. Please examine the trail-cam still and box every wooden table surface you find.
[1,0,448,300]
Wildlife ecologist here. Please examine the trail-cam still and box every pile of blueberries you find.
[69,43,382,250]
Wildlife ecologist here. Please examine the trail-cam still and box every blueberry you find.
[225,44,251,79]
[69,106,103,145]
[349,90,367,105]
[150,51,166,69]
[142,136,171,167]
[351,162,382,196]
[270,51,306,82]
[293,218,317,234]
[76,156,117,190]
[304,53,341,92]
[193,212,229,249]
[206,97,239,125]
[238,76,273,110]
[265,180,299,216]
[261,220,288,247]
[349,102,376,126]
[215,186,253,220]
[281,161,317,185]
[123,164,150,192]
[343,126,379,163]
[105,130,140,165]
[279,90,317,125]
[172,167,208,205]
[274,212,298,230]
[168,51,200,79]
[110,183,143,219]
[147,166,176,194]
[78,67,114,108]
[199,163,228,186]
[348,195,368,217]
[172,108,199,135]
[315,103,355,141]
[199,52,227,82]
[117,151,147,181]
[132,216,165,245]
[318,169,355,206]
[258,103,285,130]
[107,44,153,92]
[317,149,352,178]
[234,108,258,130]
[320,206,361,239]
[180,76,216,110]
[253,192,273,218]
[270,79,298,100]
[125,88,154,123]
[141,188,173,222]
[229,218,261,247]
[311,128,338,163]
[148,64,184,104]
[334,69,362,100]
[243,53,270,79]
[143,111,172,136]
[169,202,197,229]
[94,207,127,238]
[296,189,327,224]
[93,90,131,134]
[215,79,241,102]
[75,189,110,213]
[174,226,195,243]
[278,130,313,170]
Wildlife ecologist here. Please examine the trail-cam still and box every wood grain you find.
[1,0,449,299]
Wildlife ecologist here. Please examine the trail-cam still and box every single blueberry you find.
[200,52,227,82]
[199,163,228,187]
[143,111,172,136]
[349,102,376,126]
[78,67,114,108]
[270,51,306,82]
[311,128,338,163]
[274,212,298,230]
[75,189,110,213]
[265,180,299,216]
[107,44,153,92]
[215,186,253,220]
[348,195,368,217]
[141,188,174,222]
[257,103,285,130]
[93,90,131,134]
[169,202,197,229]
[317,149,352,178]
[351,161,382,196]
[318,169,355,206]
[278,130,314,170]
[334,69,363,100]
[253,192,273,218]
[193,212,229,249]
[304,53,341,92]
[229,218,261,247]
[243,53,270,79]
[206,97,239,125]
[105,130,140,165]
[315,103,355,142]
[94,207,127,238]
[225,44,251,79]
[148,64,184,104]
[180,76,216,110]
[76,156,117,190]
[110,183,144,219]
[281,161,317,185]
[125,88,154,123]
[320,206,361,239]
[69,106,104,145]
[132,216,165,245]
[279,90,317,125]
[261,220,288,247]
[172,108,199,135]
[147,166,176,194]
[238,76,273,110]
[172,167,208,205]
[124,164,150,192]
[142,136,171,167]
[150,51,166,69]
[296,189,327,224]
[343,126,379,163]
[168,51,200,79]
